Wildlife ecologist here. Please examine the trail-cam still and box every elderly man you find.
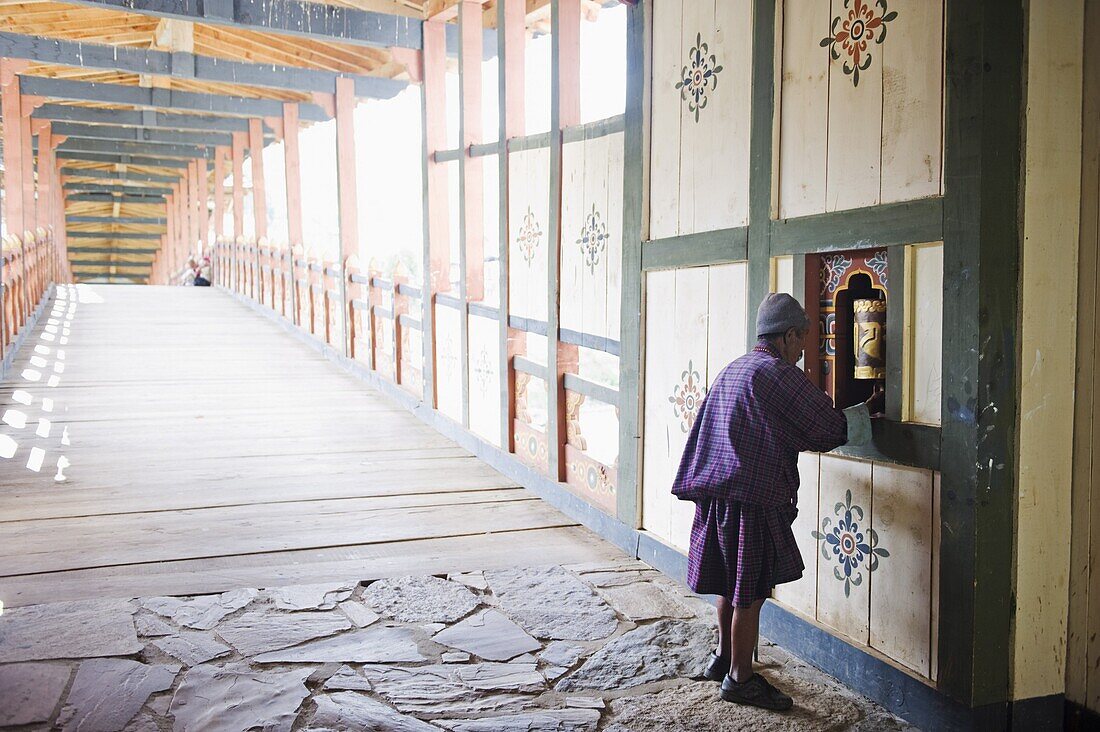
[672,293,881,711]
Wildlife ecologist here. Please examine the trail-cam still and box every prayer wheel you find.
[853,299,886,380]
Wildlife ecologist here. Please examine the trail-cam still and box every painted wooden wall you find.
[560,131,625,341]
[778,0,944,219]
[641,262,749,550]
[650,0,753,239]
[434,302,463,423]
[906,242,942,425]
[508,146,550,324]
[468,312,502,447]
[773,454,939,679]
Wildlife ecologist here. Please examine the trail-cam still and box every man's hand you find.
[864,383,885,417]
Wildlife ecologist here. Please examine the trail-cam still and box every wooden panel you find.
[559,139,586,333]
[580,133,610,339]
[772,254,794,296]
[641,269,677,544]
[815,454,872,643]
[825,0,883,212]
[667,267,712,549]
[869,462,933,676]
[908,242,942,424]
[507,147,551,322]
[705,261,749,386]
[774,452,821,618]
[605,132,625,342]
[507,150,531,318]
[434,302,463,422]
[931,470,940,682]
[880,0,944,203]
[777,0,830,219]
[467,313,502,447]
[482,156,501,308]
[649,0,684,240]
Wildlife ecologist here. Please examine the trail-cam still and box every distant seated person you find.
[194,256,211,287]
[182,257,197,286]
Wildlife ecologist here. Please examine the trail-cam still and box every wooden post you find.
[38,125,53,281]
[231,131,245,242]
[424,21,451,297]
[0,62,25,240]
[460,0,484,303]
[19,91,36,237]
[283,103,304,249]
[213,146,227,241]
[499,0,527,452]
[248,119,268,240]
[335,77,359,356]
[199,157,209,255]
[188,159,200,258]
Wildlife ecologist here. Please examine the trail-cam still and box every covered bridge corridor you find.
[1,0,1098,729]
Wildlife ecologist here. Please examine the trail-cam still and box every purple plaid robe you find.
[672,340,849,606]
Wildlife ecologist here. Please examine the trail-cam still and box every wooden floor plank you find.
[0,286,623,604]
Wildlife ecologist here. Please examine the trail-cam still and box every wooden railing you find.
[1,228,63,369]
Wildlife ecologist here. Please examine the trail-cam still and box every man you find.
[672,293,881,711]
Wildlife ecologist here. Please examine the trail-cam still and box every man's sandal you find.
[719,673,794,711]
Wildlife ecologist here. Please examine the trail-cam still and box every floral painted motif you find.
[668,360,704,433]
[820,254,854,296]
[675,33,724,122]
[577,204,610,272]
[473,347,494,392]
[812,489,890,597]
[819,0,898,87]
[516,206,543,265]
[865,249,889,287]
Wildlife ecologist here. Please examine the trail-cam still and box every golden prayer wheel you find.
[853,299,886,380]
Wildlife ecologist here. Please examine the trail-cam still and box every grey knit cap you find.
[756,293,808,338]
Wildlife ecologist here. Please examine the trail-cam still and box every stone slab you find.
[135,614,177,637]
[362,575,481,623]
[437,709,601,732]
[252,626,426,664]
[597,582,694,622]
[556,620,714,692]
[57,659,179,732]
[442,651,472,663]
[432,609,541,661]
[0,662,71,726]
[151,630,231,666]
[453,662,544,693]
[143,588,257,630]
[339,600,381,628]
[485,566,617,641]
[308,692,439,731]
[565,697,605,710]
[362,664,535,717]
[216,609,351,656]
[267,582,355,611]
[169,663,313,732]
[0,599,141,662]
[323,664,373,692]
[449,571,489,591]
[540,641,585,670]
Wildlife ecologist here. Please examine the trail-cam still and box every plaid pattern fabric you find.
[674,340,849,604]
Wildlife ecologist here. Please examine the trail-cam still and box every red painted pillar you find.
[0,61,25,238]
[460,0,485,302]
[231,132,245,241]
[248,119,267,240]
[283,104,304,249]
[213,145,227,242]
[424,21,450,296]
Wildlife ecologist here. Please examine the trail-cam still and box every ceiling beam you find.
[67,215,168,225]
[67,247,160,254]
[56,151,198,169]
[71,260,155,267]
[60,168,180,184]
[19,75,331,121]
[34,104,264,135]
[68,231,164,239]
[51,121,233,148]
[67,193,168,203]
[55,137,214,159]
[0,32,407,99]
[64,182,175,196]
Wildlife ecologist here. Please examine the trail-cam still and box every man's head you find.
[756,293,809,365]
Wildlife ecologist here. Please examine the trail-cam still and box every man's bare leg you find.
[729,599,765,682]
[715,596,734,659]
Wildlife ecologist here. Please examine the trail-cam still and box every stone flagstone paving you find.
[0,560,916,731]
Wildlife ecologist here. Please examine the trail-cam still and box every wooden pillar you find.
[231,132,245,241]
[335,77,359,356]
[38,125,53,282]
[460,0,484,302]
[198,157,209,254]
[19,90,36,236]
[283,103,304,248]
[213,146,227,242]
[248,119,268,240]
[546,0,583,481]
[165,191,175,281]
[498,0,528,456]
[188,159,200,257]
[0,62,25,238]
[424,20,451,296]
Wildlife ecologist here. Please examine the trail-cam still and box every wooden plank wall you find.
[778,0,945,219]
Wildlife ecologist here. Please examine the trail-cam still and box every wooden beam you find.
[18,76,332,122]
[35,104,262,134]
[50,121,232,148]
[66,193,168,203]
[248,119,267,240]
[64,183,174,196]
[60,168,180,184]
[55,151,195,168]
[67,231,163,240]
[283,104,303,248]
[66,246,160,254]
[67,216,168,225]
[0,31,407,99]
[56,138,214,161]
